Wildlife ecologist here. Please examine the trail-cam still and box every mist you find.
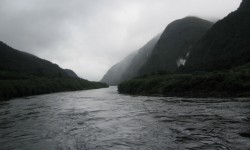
[0,0,241,81]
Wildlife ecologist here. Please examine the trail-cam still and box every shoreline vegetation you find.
[0,71,108,101]
[118,64,250,98]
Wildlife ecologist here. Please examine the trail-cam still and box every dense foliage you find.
[0,71,108,101]
[118,64,250,97]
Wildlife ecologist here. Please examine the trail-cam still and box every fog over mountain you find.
[118,0,250,97]
[0,0,241,81]
[101,34,161,85]
[139,17,213,75]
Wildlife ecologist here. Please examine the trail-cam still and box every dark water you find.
[0,87,250,150]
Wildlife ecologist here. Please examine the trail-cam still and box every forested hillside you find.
[118,0,250,97]
[0,42,108,101]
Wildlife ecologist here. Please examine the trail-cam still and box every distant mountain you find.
[184,0,250,71]
[120,34,161,83]
[0,41,70,77]
[139,17,213,75]
[101,34,161,85]
[64,69,78,78]
[101,52,137,85]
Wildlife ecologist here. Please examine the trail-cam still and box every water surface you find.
[0,87,250,150]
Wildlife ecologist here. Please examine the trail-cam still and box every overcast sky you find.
[0,0,241,81]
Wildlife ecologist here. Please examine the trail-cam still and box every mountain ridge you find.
[118,0,250,97]
[0,41,70,77]
[0,41,108,101]
[184,1,250,71]
[101,17,213,85]
[139,17,213,75]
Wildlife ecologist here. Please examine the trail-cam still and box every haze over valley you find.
[1,1,250,150]
[0,0,241,81]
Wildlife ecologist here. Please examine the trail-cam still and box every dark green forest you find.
[118,64,250,97]
[0,71,108,101]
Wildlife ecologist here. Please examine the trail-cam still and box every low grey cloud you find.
[0,0,241,81]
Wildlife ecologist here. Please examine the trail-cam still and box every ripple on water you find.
[0,87,249,150]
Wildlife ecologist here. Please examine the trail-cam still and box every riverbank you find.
[0,71,108,101]
[118,64,250,98]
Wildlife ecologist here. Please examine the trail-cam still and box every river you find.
[0,86,249,150]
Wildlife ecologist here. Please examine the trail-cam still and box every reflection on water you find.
[0,87,250,150]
